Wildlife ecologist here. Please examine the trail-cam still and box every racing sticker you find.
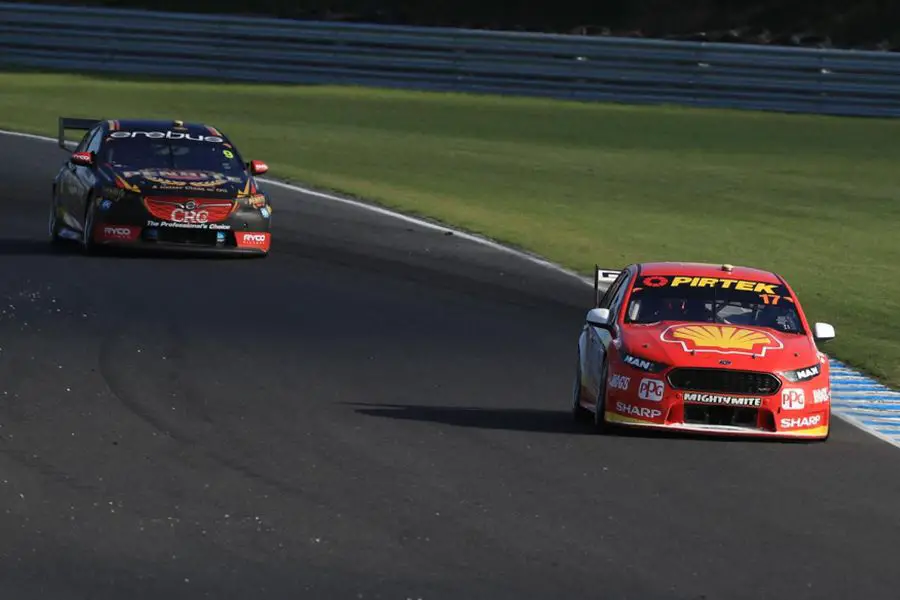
[661,324,783,356]
[781,388,806,411]
[144,197,235,224]
[644,275,780,295]
[94,225,140,242]
[121,169,242,189]
[683,393,762,407]
[235,232,271,252]
[109,130,224,142]
[780,414,822,430]
[614,401,662,420]
[812,387,830,404]
[638,378,665,402]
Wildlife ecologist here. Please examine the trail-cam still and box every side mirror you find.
[813,322,835,342]
[70,151,93,167]
[586,308,611,328]
[249,160,269,175]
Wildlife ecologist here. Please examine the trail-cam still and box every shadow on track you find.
[0,238,264,260]
[348,402,821,444]
[0,239,71,256]
[349,402,593,435]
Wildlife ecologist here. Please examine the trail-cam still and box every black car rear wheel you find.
[49,189,63,244]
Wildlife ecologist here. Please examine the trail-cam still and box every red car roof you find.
[637,262,782,284]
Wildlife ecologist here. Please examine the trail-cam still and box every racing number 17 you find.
[759,294,781,305]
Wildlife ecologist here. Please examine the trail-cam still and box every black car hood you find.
[101,165,251,198]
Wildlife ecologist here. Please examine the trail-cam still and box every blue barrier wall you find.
[2,2,900,117]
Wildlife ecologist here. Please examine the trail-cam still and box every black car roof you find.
[103,119,227,138]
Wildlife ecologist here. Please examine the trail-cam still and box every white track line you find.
[3,128,896,448]
[260,178,593,285]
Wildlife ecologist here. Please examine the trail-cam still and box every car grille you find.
[667,368,781,396]
[143,197,235,223]
[143,227,228,246]
[683,405,762,429]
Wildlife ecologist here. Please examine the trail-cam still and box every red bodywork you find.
[584,263,831,439]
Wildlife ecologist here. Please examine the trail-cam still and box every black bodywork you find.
[50,117,273,255]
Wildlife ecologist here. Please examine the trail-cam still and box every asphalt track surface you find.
[1,134,900,600]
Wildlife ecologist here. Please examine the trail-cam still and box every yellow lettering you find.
[698,278,718,288]
[754,283,777,295]
[719,279,736,289]
[735,280,755,291]
[690,277,701,287]
[672,276,692,287]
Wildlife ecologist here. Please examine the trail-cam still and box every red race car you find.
[572,262,835,440]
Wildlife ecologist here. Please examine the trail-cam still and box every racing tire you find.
[593,359,611,433]
[48,189,64,245]
[81,195,99,256]
[572,355,592,423]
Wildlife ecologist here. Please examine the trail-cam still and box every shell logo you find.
[661,324,783,356]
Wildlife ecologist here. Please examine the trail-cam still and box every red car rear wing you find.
[57,117,102,150]
[594,265,622,307]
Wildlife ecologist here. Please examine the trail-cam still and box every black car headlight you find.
[246,193,267,209]
[621,352,667,373]
[780,363,823,383]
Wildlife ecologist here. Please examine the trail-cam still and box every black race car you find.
[50,117,273,256]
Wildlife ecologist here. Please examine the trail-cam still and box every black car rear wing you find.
[593,265,621,307]
[57,117,101,150]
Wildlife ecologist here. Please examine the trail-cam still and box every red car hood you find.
[621,321,818,372]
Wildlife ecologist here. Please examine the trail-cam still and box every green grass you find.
[2,71,898,386]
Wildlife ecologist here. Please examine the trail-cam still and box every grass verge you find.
[1,71,898,386]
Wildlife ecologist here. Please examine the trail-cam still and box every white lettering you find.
[103,226,132,238]
[796,366,820,380]
[638,378,665,402]
[624,354,653,371]
[813,388,831,404]
[159,221,207,229]
[243,234,266,244]
[109,130,223,142]
[170,208,209,224]
[781,388,806,411]
[609,374,630,391]
[780,414,822,429]
[615,402,662,420]
[683,393,762,407]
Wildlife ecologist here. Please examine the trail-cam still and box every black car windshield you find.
[624,274,805,334]
[101,134,244,172]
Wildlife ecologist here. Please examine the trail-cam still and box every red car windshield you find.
[624,274,805,334]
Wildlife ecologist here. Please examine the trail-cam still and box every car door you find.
[586,268,633,396]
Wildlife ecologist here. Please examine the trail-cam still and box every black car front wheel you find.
[49,189,64,244]
[572,353,592,423]
[81,195,99,255]
[593,359,611,433]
